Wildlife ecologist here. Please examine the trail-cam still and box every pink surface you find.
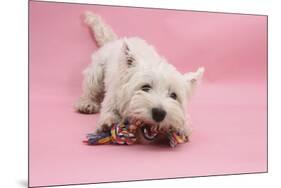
[29,1,267,187]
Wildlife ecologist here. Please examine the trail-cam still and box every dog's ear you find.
[122,40,135,67]
[184,67,205,98]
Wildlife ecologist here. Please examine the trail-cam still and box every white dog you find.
[75,12,204,140]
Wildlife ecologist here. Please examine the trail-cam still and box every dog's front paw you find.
[75,98,100,114]
[94,113,120,133]
[160,124,191,140]
[173,127,191,141]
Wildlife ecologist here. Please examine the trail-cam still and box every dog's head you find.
[119,40,204,132]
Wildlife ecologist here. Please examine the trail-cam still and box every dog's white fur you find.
[75,12,204,138]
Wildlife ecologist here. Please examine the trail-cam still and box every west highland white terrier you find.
[75,12,204,142]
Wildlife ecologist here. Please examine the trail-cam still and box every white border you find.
[1,0,280,188]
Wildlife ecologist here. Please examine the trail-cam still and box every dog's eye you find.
[141,84,152,92]
[170,92,177,100]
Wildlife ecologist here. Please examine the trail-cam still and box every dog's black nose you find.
[151,108,166,122]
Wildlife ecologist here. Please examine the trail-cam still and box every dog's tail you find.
[84,11,118,47]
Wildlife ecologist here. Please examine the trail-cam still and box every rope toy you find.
[83,118,188,147]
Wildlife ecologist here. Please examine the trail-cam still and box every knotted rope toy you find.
[83,117,188,147]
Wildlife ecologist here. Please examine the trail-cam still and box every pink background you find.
[29,1,267,187]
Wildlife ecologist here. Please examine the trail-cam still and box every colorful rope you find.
[83,118,188,147]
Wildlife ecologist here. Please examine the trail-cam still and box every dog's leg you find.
[171,124,192,140]
[75,56,105,114]
[94,90,121,133]
[76,11,118,114]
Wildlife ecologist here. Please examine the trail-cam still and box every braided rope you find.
[83,118,188,147]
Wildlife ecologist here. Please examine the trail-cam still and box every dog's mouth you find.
[126,116,159,140]
[129,116,170,133]
[141,125,158,140]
